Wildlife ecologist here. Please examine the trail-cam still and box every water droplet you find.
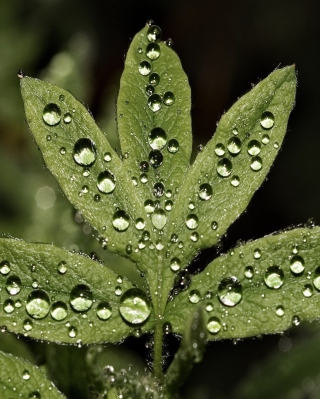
[104,152,112,162]
[147,25,162,42]
[146,43,160,60]
[149,72,160,86]
[312,267,320,290]
[218,277,243,307]
[135,218,145,230]
[292,315,300,326]
[63,113,72,123]
[58,261,67,274]
[227,137,242,154]
[211,221,218,230]
[151,209,167,230]
[275,305,285,317]
[23,319,33,331]
[149,150,163,168]
[164,200,173,211]
[6,276,21,295]
[303,284,313,297]
[0,260,10,275]
[148,127,167,150]
[60,147,66,155]
[22,370,30,380]
[138,60,152,76]
[170,258,181,272]
[115,286,122,296]
[140,173,148,183]
[190,232,199,242]
[231,176,240,187]
[97,302,112,320]
[163,91,175,106]
[189,290,201,304]
[171,234,179,243]
[247,140,261,155]
[73,138,96,167]
[198,183,212,201]
[244,266,254,279]
[250,156,262,171]
[112,210,130,232]
[290,255,305,274]
[264,266,284,289]
[3,299,15,314]
[253,248,261,259]
[137,47,143,53]
[215,143,225,157]
[262,134,270,144]
[70,284,93,312]
[50,301,68,321]
[274,142,279,149]
[260,111,275,129]
[119,288,151,325]
[93,194,100,202]
[148,94,162,112]
[59,94,65,101]
[140,161,149,172]
[43,103,61,126]
[144,199,155,213]
[26,290,50,319]
[174,270,191,291]
[146,85,155,96]
[167,139,179,153]
[217,158,232,177]
[166,38,174,47]
[207,317,221,334]
[97,171,116,194]
[186,214,199,230]
[28,392,41,399]
[68,326,78,338]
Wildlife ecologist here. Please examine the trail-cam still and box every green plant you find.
[1,20,320,399]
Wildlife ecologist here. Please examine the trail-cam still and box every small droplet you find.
[148,94,162,112]
[264,266,284,289]
[250,156,262,171]
[104,152,112,162]
[115,286,122,296]
[189,290,201,304]
[247,140,261,155]
[22,370,30,380]
[23,319,33,332]
[312,267,320,291]
[217,158,232,177]
[262,134,270,144]
[165,200,173,211]
[253,248,261,259]
[146,43,161,60]
[292,315,300,326]
[218,277,243,307]
[50,301,68,321]
[6,276,21,295]
[244,266,254,279]
[303,284,313,298]
[147,25,162,42]
[146,85,155,96]
[0,261,10,275]
[60,147,66,155]
[73,138,96,167]
[119,288,151,325]
[28,392,41,399]
[148,127,167,150]
[140,173,148,183]
[165,38,174,47]
[198,183,212,201]
[68,326,78,338]
[260,111,275,129]
[140,161,149,172]
[93,194,100,202]
[26,290,50,319]
[211,221,218,230]
[149,72,160,86]
[290,255,305,274]
[190,232,199,242]
[58,261,67,274]
[43,103,61,126]
[227,137,242,154]
[97,171,116,194]
[186,214,199,230]
[97,302,112,320]
[63,113,72,123]
[167,139,179,153]
[275,305,285,317]
[137,47,143,54]
[149,150,163,168]
[70,284,93,312]
[112,210,130,232]
[170,258,181,272]
[151,209,167,230]
[207,317,221,334]
[135,218,145,230]
[215,143,225,157]
[163,91,175,106]
[138,60,152,76]
[274,142,279,149]
[230,175,240,187]
[144,199,155,213]
[3,299,15,314]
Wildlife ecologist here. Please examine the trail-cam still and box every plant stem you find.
[153,314,164,382]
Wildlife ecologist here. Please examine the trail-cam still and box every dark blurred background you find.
[1,0,320,398]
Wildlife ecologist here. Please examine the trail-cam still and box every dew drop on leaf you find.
[148,94,162,112]
[97,302,112,320]
[146,85,155,96]
[104,152,112,162]
[165,200,173,211]
[290,255,305,274]
[312,267,320,291]
[140,161,149,172]
[292,315,300,326]
[22,370,30,380]
[198,183,213,201]
[215,143,226,157]
[207,317,221,334]
[253,248,261,259]
[43,103,61,126]
[206,303,213,312]
[163,91,175,106]
[28,391,41,399]
[148,127,167,150]
[275,305,285,317]
[185,214,199,230]
[6,275,22,295]
[119,288,151,325]
[138,60,152,76]
[211,221,218,230]
[149,72,160,86]
[217,158,232,177]
[303,284,313,297]
[154,182,165,197]
[60,147,66,155]
[26,290,50,319]
[262,134,270,144]
[189,290,201,304]
[218,277,243,307]
[73,138,96,167]
[167,139,179,153]
[135,218,145,230]
[50,301,68,321]
[247,140,261,155]
[115,286,122,296]
[147,25,162,42]
[140,173,148,183]
[264,266,284,289]
[63,112,72,123]
[68,326,78,338]
[57,261,67,274]
[250,156,263,171]
[70,284,93,312]
[190,232,199,242]
[0,260,10,275]
[174,270,191,291]
[112,210,130,232]
[231,175,240,187]
[163,322,172,334]
[144,199,155,213]
[97,171,116,194]
[260,111,275,129]
[170,258,181,272]
[23,319,33,331]
[151,209,167,230]
[146,42,161,60]
[149,150,163,168]
[3,299,15,314]
[227,137,242,154]
[244,266,254,279]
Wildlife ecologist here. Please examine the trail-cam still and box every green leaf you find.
[168,66,296,264]
[0,237,154,344]
[0,350,66,399]
[165,227,320,340]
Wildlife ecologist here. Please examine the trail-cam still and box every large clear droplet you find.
[198,183,213,201]
[144,199,155,213]
[218,277,242,307]
[185,214,199,230]
[146,43,161,60]
[119,288,151,325]
[50,301,68,321]
[6,275,21,295]
[163,91,175,106]
[147,25,162,42]
[149,72,160,86]
[112,210,130,232]
[138,60,152,76]
[250,156,262,171]
[247,140,261,156]
[97,302,112,320]
[97,171,116,194]
[70,284,93,312]
[167,139,179,153]
[264,266,284,289]
[73,138,96,166]
[207,317,221,334]
[149,150,163,168]
[290,255,305,274]
[148,94,162,112]
[148,127,167,150]
[217,158,232,177]
[151,209,167,230]
[227,137,242,154]
[43,103,61,126]
[215,143,225,157]
[260,111,275,129]
[26,290,50,319]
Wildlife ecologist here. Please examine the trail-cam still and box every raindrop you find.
[247,140,261,155]
[218,277,243,307]
[104,152,112,162]
[23,319,33,331]
[22,370,30,380]
[140,161,149,172]
[147,25,162,42]
[190,232,199,242]
[26,290,50,319]
[63,113,72,123]
[217,158,232,177]
[140,173,148,183]
[303,284,313,297]
[148,94,162,112]
[250,156,262,171]
[253,248,261,259]
[189,201,195,210]
[163,91,175,106]
[154,182,165,197]
[275,305,285,317]
[186,214,199,230]
[149,150,163,168]
[264,266,284,289]
[227,137,242,154]
[97,171,116,194]
[211,221,218,230]
[3,299,15,314]
[165,200,173,211]
[148,127,167,150]
[232,128,239,135]
[68,326,78,338]
[115,286,122,296]
[144,199,155,213]
[260,111,275,129]
[207,317,221,334]
[146,43,161,60]
[138,61,152,76]
[167,139,179,153]
[189,290,201,304]
[0,260,10,275]
[206,303,213,312]
[231,176,240,187]
[146,85,155,96]
[290,255,305,274]
[58,261,67,274]
[112,210,130,232]
[149,72,160,86]
[73,138,96,167]
[198,183,213,201]
[50,301,68,321]
[215,143,225,157]
[135,218,145,230]
[43,103,61,126]
[70,284,93,312]
[97,302,112,320]
[262,134,270,144]
[60,147,66,155]
[170,258,181,272]
[119,288,151,325]
[6,276,21,295]
[151,209,167,230]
